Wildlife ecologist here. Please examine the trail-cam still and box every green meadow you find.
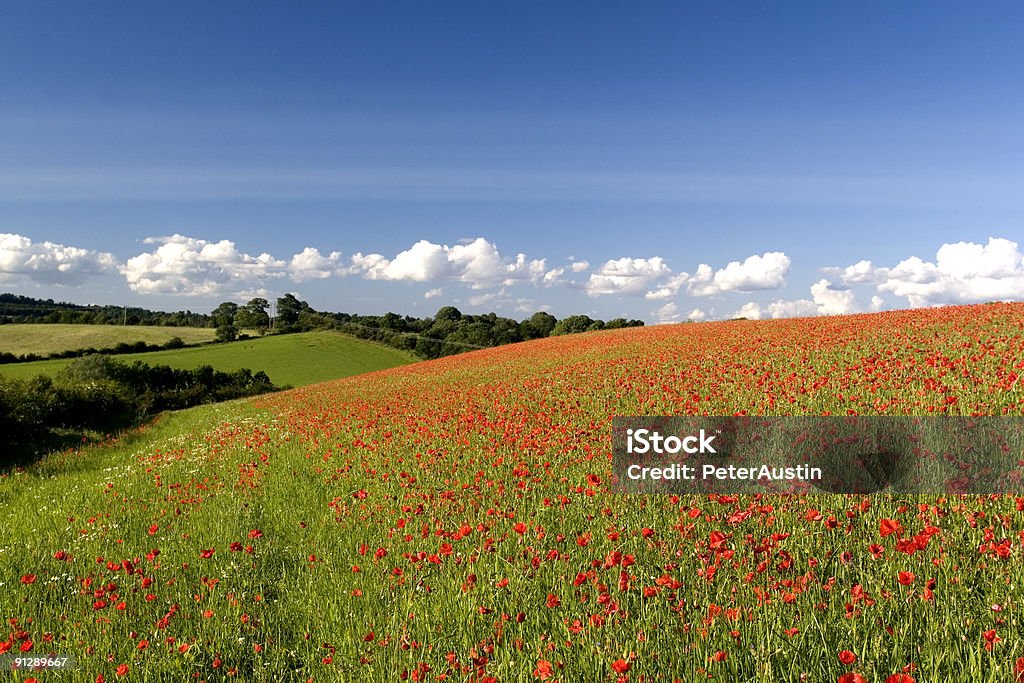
[0,324,216,356]
[0,330,415,387]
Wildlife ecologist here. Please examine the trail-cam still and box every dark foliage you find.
[0,355,279,468]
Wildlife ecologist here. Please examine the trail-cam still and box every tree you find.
[212,302,239,328]
[434,306,463,323]
[215,324,238,342]
[235,298,270,331]
[520,311,557,339]
[550,315,596,336]
[276,294,310,330]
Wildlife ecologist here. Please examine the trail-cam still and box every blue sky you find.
[2,1,1023,322]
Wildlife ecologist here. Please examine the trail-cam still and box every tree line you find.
[1,292,644,360]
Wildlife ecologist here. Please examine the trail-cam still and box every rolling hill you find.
[0,330,416,386]
[0,323,215,355]
[2,303,1023,681]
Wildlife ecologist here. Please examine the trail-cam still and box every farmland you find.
[0,324,216,356]
[2,303,1024,682]
[0,331,415,387]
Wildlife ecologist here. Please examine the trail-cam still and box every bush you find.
[1,355,280,469]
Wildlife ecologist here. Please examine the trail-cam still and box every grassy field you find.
[0,324,216,356]
[0,331,415,387]
[2,303,1023,682]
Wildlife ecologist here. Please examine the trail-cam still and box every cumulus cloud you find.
[289,247,344,281]
[765,299,818,318]
[728,280,859,322]
[542,267,566,286]
[644,273,689,300]
[0,232,117,285]
[833,259,881,284]
[349,237,546,289]
[424,287,444,299]
[838,237,1024,307]
[122,234,286,296]
[810,279,858,315]
[586,250,792,300]
[689,252,791,296]
[652,302,682,324]
[570,260,590,273]
[731,302,764,320]
[585,257,671,296]
[687,308,707,321]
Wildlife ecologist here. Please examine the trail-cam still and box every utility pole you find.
[123,304,127,326]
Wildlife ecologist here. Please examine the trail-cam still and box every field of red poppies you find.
[3,302,1024,682]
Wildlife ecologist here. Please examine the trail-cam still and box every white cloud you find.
[810,279,858,315]
[585,257,671,296]
[570,260,590,273]
[835,259,881,284]
[0,232,117,285]
[652,302,682,324]
[542,267,566,286]
[122,234,286,296]
[289,247,344,281]
[841,237,1024,308]
[644,273,689,300]
[725,279,858,322]
[348,252,390,280]
[685,264,717,297]
[691,252,791,296]
[382,239,451,282]
[687,308,707,321]
[424,287,444,299]
[766,299,818,318]
[347,237,546,289]
[467,289,508,306]
[731,302,764,320]
[870,295,885,311]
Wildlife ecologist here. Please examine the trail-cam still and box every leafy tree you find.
[520,311,557,339]
[235,298,270,330]
[215,324,239,342]
[550,315,596,336]
[434,306,463,323]
[275,294,310,330]
[212,302,239,328]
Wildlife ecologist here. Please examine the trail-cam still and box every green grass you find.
[0,331,416,386]
[0,323,215,355]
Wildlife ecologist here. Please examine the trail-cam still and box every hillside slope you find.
[0,330,415,386]
[2,303,1023,682]
[0,323,215,355]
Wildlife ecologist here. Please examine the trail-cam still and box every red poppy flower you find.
[839,650,857,665]
[879,518,902,538]
[886,675,915,683]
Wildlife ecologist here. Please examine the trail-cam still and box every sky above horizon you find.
[2,1,1024,323]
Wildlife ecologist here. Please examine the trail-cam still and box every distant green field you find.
[0,331,416,386]
[0,323,216,355]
